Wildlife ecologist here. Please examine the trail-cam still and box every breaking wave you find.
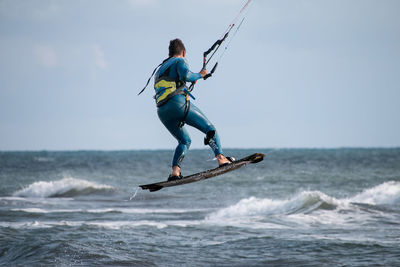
[13,178,115,198]
[208,191,339,221]
[349,181,400,205]
[207,181,400,222]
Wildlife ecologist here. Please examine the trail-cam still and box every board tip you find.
[139,184,163,192]
[250,153,265,163]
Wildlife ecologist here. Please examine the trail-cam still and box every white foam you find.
[206,181,400,228]
[0,196,34,202]
[100,208,208,214]
[11,208,82,213]
[207,191,339,221]
[349,181,400,205]
[11,207,209,214]
[0,220,55,229]
[77,219,202,229]
[12,178,114,198]
[0,219,202,230]
[33,156,54,162]
[88,220,169,229]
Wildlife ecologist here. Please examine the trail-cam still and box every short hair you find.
[169,38,186,57]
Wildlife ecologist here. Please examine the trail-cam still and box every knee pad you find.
[204,130,215,146]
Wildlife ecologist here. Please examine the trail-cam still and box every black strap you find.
[155,87,186,107]
[138,57,171,96]
[179,99,190,128]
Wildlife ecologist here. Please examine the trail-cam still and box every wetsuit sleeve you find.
[176,58,202,82]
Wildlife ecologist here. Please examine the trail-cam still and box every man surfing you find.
[154,39,232,181]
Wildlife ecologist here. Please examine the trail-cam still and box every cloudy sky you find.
[0,0,399,150]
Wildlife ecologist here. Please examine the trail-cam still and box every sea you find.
[0,148,399,266]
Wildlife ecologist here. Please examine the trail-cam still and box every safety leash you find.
[138,57,171,96]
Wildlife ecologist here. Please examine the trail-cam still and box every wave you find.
[207,181,400,222]
[11,207,209,214]
[0,220,202,230]
[12,178,115,198]
[349,181,400,205]
[207,191,339,221]
[33,156,55,162]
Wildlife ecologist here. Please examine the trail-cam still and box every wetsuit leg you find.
[158,95,224,167]
[157,95,191,167]
[170,128,191,167]
[184,102,223,157]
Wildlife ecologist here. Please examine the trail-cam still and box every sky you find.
[0,0,399,151]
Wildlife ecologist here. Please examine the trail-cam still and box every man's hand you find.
[200,69,209,78]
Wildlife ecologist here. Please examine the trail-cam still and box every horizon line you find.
[1,146,400,153]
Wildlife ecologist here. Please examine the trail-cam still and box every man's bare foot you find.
[168,165,183,181]
[216,154,231,166]
[171,165,181,177]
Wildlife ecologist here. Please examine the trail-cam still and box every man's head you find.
[169,38,186,57]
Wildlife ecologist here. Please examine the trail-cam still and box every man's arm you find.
[176,58,202,82]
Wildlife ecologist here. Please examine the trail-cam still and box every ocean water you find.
[0,148,399,266]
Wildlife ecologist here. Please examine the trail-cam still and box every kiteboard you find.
[139,153,264,192]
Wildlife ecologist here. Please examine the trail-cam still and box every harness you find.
[154,64,186,107]
[154,60,195,127]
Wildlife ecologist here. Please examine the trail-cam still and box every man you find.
[155,39,232,181]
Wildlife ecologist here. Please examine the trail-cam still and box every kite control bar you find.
[202,30,230,80]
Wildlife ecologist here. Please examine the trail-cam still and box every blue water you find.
[1,148,400,266]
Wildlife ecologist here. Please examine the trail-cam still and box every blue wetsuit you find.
[155,57,223,167]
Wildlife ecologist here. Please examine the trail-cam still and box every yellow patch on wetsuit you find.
[154,80,178,104]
